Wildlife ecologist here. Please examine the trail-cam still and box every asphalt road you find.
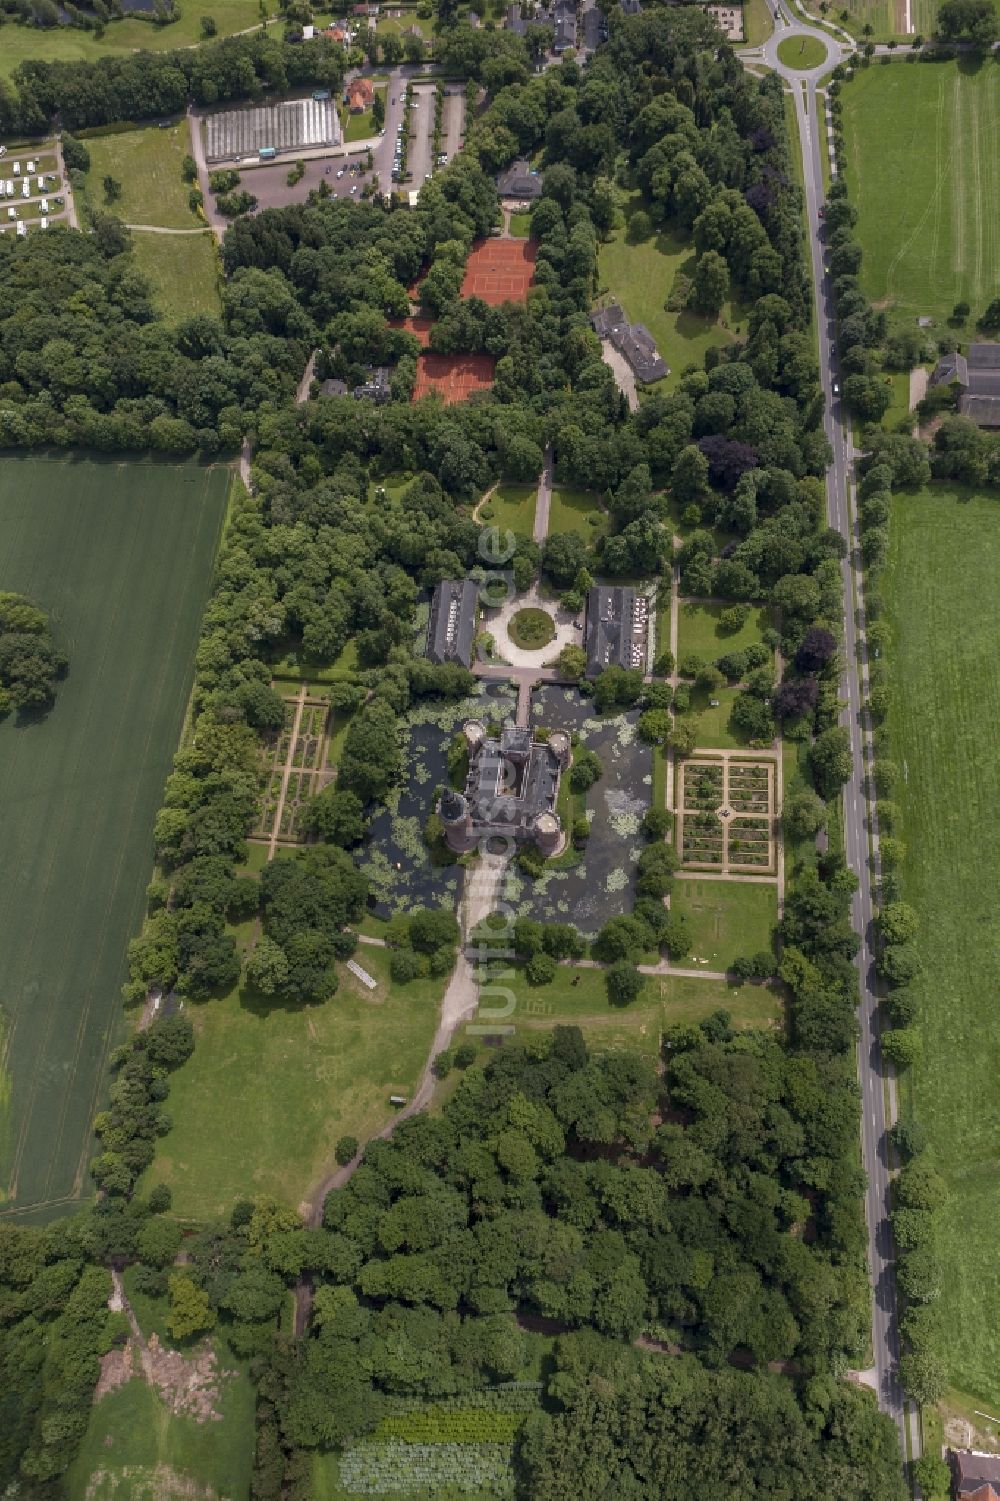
[760,4,915,1467]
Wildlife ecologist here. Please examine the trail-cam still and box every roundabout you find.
[482,586,582,668]
[776,33,829,68]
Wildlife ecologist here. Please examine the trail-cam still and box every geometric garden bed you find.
[677,750,778,876]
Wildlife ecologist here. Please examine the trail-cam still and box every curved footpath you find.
[751,7,918,1472]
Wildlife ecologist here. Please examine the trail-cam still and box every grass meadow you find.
[0,457,227,1219]
[483,480,537,538]
[0,0,264,79]
[143,944,443,1220]
[670,878,779,972]
[842,61,1000,324]
[82,121,201,230]
[548,487,606,540]
[598,195,743,393]
[131,230,222,322]
[883,486,1000,1403]
[460,964,780,1059]
[66,1362,255,1501]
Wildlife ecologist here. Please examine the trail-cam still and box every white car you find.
[337,168,344,178]
[350,184,357,193]
[832,381,839,395]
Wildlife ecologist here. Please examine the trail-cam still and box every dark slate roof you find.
[497,159,542,199]
[426,578,479,666]
[353,366,391,402]
[506,2,527,33]
[621,0,642,13]
[464,725,561,833]
[931,351,968,387]
[552,0,576,48]
[320,377,349,396]
[960,394,1000,427]
[954,1450,1000,1498]
[590,304,669,382]
[968,343,1000,370]
[586,584,640,675]
[591,302,625,338]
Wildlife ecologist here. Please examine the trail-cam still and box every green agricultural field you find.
[82,122,201,230]
[0,0,265,79]
[65,1363,255,1501]
[670,878,778,972]
[548,487,606,540]
[131,230,222,322]
[462,964,780,1057]
[143,944,442,1219]
[883,486,1000,1405]
[598,197,743,393]
[843,61,1000,325]
[0,457,227,1219]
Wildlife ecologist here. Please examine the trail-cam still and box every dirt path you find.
[600,339,639,412]
[909,365,929,411]
[125,224,208,235]
[294,856,510,1332]
[268,686,307,860]
[295,348,319,406]
[54,134,79,230]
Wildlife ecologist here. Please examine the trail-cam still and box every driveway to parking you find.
[441,88,466,164]
[405,83,437,191]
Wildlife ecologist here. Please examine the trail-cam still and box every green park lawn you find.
[843,61,1000,325]
[0,0,264,79]
[677,600,772,664]
[670,878,779,972]
[131,230,221,322]
[741,0,775,45]
[598,197,743,393]
[82,121,202,230]
[0,457,227,1218]
[508,211,533,238]
[678,684,749,750]
[461,963,780,1058]
[548,487,606,540]
[883,486,1000,1404]
[142,944,442,1220]
[776,34,829,68]
[65,1361,255,1501]
[483,480,537,537]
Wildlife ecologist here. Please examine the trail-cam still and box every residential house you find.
[347,77,375,113]
[353,366,391,402]
[496,159,543,200]
[951,1449,1000,1500]
[590,302,669,383]
[931,343,1000,428]
[552,0,577,50]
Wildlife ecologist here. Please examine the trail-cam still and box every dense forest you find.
[0,5,908,1495]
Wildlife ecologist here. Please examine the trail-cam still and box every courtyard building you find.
[585,585,648,675]
[426,579,480,667]
[438,721,571,854]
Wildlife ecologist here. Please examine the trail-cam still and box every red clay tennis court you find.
[390,315,434,347]
[413,352,495,405]
[460,237,537,305]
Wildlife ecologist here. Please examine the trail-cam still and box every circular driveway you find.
[482,586,581,668]
[759,15,845,80]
